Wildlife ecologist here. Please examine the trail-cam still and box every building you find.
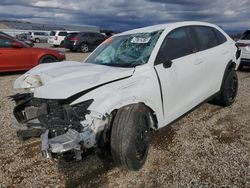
[0,20,100,36]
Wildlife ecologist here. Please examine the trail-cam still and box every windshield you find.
[85,30,162,67]
[241,30,250,40]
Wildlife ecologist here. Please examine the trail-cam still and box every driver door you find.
[0,36,31,71]
[154,27,207,126]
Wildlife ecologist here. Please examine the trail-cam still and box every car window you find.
[59,32,67,36]
[96,33,104,38]
[156,27,193,63]
[0,36,12,48]
[193,26,218,50]
[88,33,95,37]
[213,28,227,45]
[241,30,250,40]
[66,33,78,38]
[50,31,56,36]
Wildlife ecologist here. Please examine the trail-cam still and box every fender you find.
[70,74,164,128]
[220,60,236,91]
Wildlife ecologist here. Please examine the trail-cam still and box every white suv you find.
[48,30,68,47]
[237,29,250,69]
[12,22,240,171]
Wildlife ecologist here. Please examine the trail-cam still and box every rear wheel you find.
[39,55,58,64]
[213,70,238,107]
[80,43,89,53]
[111,104,150,171]
[35,38,40,43]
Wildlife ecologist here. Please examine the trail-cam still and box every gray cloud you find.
[0,0,249,33]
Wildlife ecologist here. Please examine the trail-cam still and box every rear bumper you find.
[64,41,76,49]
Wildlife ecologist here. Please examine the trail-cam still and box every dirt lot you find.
[0,43,249,187]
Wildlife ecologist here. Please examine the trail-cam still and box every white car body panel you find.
[14,61,135,100]
[47,31,67,46]
[14,21,239,129]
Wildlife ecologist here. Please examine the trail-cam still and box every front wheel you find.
[214,70,238,107]
[110,104,150,171]
[39,55,58,64]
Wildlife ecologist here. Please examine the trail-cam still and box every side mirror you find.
[163,59,173,68]
[12,41,23,48]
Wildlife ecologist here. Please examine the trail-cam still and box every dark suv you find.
[64,32,106,52]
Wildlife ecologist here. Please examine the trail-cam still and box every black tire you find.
[39,55,58,64]
[53,45,59,48]
[60,41,64,47]
[80,43,89,53]
[35,38,40,43]
[214,70,238,107]
[111,104,150,171]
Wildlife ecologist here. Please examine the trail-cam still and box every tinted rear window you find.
[193,26,218,50]
[66,33,78,38]
[59,32,67,36]
[213,28,227,44]
[50,31,56,36]
[241,30,250,40]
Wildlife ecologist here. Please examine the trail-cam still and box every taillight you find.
[236,43,248,47]
[70,37,78,41]
[54,36,58,40]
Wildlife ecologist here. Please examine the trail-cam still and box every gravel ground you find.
[0,43,249,187]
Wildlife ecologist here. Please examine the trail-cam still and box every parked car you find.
[0,34,65,72]
[0,31,33,47]
[48,30,68,47]
[64,32,105,52]
[236,29,250,69]
[12,21,240,171]
[15,33,34,47]
[30,31,49,43]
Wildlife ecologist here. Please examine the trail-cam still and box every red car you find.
[0,33,66,72]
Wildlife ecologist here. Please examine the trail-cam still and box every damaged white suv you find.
[12,22,240,171]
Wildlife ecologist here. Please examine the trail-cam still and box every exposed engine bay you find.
[10,93,110,161]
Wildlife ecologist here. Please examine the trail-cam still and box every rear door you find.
[192,26,229,96]
[0,36,31,71]
[154,27,207,125]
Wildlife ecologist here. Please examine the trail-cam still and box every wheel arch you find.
[110,102,158,130]
[38,54,58,64]
[220,60,236,89]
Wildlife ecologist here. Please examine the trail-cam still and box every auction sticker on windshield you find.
[131,37,151,43]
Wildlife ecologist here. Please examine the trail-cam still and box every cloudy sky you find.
[0,0,249,33]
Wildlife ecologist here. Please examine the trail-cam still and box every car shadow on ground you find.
[239,67,250,72]
[0,71,26,77]
[57,149,115,187]
[57,124,177,187]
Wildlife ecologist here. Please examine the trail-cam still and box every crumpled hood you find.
[14,61,134,99]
